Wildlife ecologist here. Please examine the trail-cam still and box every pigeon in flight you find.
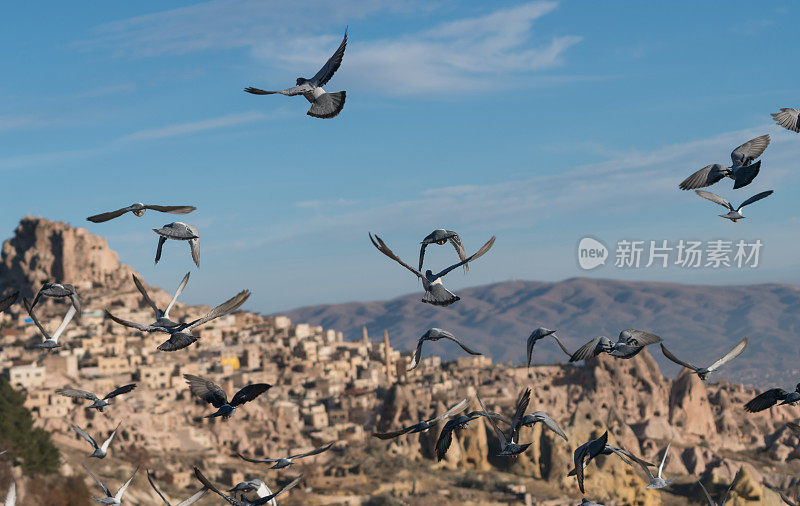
[4,481,14,506]
[418,229,467,272]
[194,468,301,506]
[744,383,800,412]
[477,388,532,457]
[245,28,347,119]
[132,272,190,329]
[154,222,200,267]
[228,480,276,506]
[778,490,800,506]
[660,337,747,380]
[237,441,335,469]
[147,470,208,506]
[373,398,468,439]
[526,327,572,368]
[0,291,18,314]
[106,289,250,351]
[697,468,741,505]
[679,134,770,190]
[83,465,137,505]
[55,384,137,412]
[87,203,196,223]
[369,233,496,306]
[407,329,481,371]
[435,408,509,461]
[31,282,81,318]
[569,431,655,494]
[694,189,773,222]
[771,108,800,133]
[519,410,568,442]
[23,297,76,351]
[71,422,121,459]
[184,374,270,419]
[569,329,662,362]
[628,440,674,489]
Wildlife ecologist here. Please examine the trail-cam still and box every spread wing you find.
[707,337,747,372]
[737,190,773,210]
[189,238,200,267]
[435,423,456,461]
[244,85,311,96]
[193,468,236,506]
[434,236,496,278]
[431,398,469,423]
[569,337,602,362]
[165,272,191,317]
[146,470,172,505]
[772,108,800,133]
[552,335,573,357]
[145,205,196,215]
[105,310,160,332]
[71,424,98,450]
[288,441,335,460]
[509,388,531,438]
[441,334,482,356]
[744,388,787,412]
[83,464,111,497]
[229,383,271,407]
[679,164,729,190]
[56,388,99,402]
[177,488,209,506]
[157,332,198,352]
[4,481,14,506]
[476,393,508,443]
[731,134,769,167]
[407,337,426,371]
[132,274,159,315]
[721,468,743,505]
[0,291,18,313]
[618,329,662,347]
[115,468,138,502]
[104,383,136,400]
[697,480,715,506]
[184,374,227,408]
[659,344,698,371]
[372,424,418,440]
[695,190,733,210]
[531,411,568,441]
[186,290,250,329]
[370,233,424,280]
[780,492,800,506]
[86,205,135,223]
[23,298,50,339]
[256,475,302,504]
[236,453,279,464]
[49,304,76,343]
[310,28,347,87]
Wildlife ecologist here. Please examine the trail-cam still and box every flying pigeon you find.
[245,28,347,119]
[83,465,137,505]
[31,282,81,318]
[660,337,747,380]
[407,329,481,371]
[418,229,467,272]
[154,222,200,267]
[373,399,468,439]
[679,134,770,190]
[23,297,76,351]
[526,327,572,368]
[477,388,532,457]
[147,470,208,506]
[628,440,674,489]
[194,468,301,506]
[87,203,196,223]
[694,189,773,222]
[744,383,800,412]
[569,329,662,362]
[519,411,568,442]
[771,108,800,133]
[228,480,276,506]
[569,431,655,493]
[435,409,509,461]
[369,233,495,306]
[184,374,270,419]
[71,422,121,459]
[0,291,18,314]
[697,468,741,505]
[55,384,137,412]
[132,272,190,329]
[237,441,335,469]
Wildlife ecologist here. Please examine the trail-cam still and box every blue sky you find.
[2,1,800,313]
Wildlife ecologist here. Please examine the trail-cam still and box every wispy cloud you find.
[294,198,358,210]
[119,111,267,142]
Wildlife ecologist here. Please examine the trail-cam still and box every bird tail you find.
[421,290,459,307]
[307,91,346,119]
[733,160,760,189]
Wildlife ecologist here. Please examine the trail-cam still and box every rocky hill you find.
[283,278,800,387]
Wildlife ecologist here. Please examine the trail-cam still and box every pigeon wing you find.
[104,384,136,400]
[186,290,250,329]
[370,233,424,280]
[731,134,770,167]
[145,205,196,215]
[707,337,747,372]
[132,274,159,315]
[229,383,271,407]
[22,298,50,339]
[0,291,18,313]
[771,108,800,133]
[86,205,135,223]
[659,344,698,371]
[177,488,209,506]
[193,468,236,505]
[442,334,482,356]
[434,236,496,278]
[695,190,733,211]
[532,411,568,441]
[435,424,455,461]
[71,424,98,450]
[744,388,787,412]
[146,470,172,505]
[569,337,603,362]
[83,464,112,497]
[157,333,198,352]
[679,164,729,190]
[4,482,14,506]
[105,310,159,332]
[56,388,99,402]
[184,375,227,407]
[310,28,347,87]
[165,272,191,317]
[619,329,662,347]
[115,468,138,502]
[737,190,773,210]
[255,475,302,504]
[289,441,335,460]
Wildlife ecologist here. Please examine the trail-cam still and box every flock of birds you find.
[0,26,799,506]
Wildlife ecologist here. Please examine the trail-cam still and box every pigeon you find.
[0,291,18,314]
[147,470,208,506]
[23,297,76,351]
[373,399,468,439]
[407,329,481,370]
[477,388,532,457]
[245,28,347,119]
[660,338,748,380]
[154,222,199,267]
[779,491,800,506]
[184,374,270,419]
[526,327,572,368]
[83,464,137,505]
[679,134,770,190]
[579,500,603,506]
[55,384,137,412]
[228,480,276,506]
[132,272,190,329]
[71,422,121,459]
[569,431,655,493]
[519,411,568,442]
[31,282,81,318]
[435,409,509,461]
[194,468,301,506]
[4,481,14,506]
[369,233,495,307]
[569,329,662,362]
[744,383,800,412]
[418,229,467,272]
[628,440,674,489]
[771,108,800,133]
[87,203,196,223]
[697,468,741,505]
[695,189,773,222]
[237,441,335,469]
[106,289,250,351]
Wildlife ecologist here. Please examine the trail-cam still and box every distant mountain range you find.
[281,277,800,387]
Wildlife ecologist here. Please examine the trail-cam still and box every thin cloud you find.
[120,111,267,142]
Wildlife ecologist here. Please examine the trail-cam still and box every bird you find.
[679,134,770,190]
[184,374,270,419]
[779,491,800,506]
[569,431,655,493]
[744,383,800,412]
[407,329,481,370]
[194,468,301,505]
[373,398,468,439]
[569,329,662,362]
[228,480,276,506]
[83,465,137,505]
[31,282,81,317]
[579,500,603,506]
[435,409,509,461]
[237,441,335,469]
[87,203,196,223]
[476,388,532,457]
[245,28,347,119]
[106,289,250,351]
[369,233,496,306]
[771,108,800,133]
[660,337,748,380]
[55,384,137,412]
[694,189,773,222]
[526,327,572,368]
[418,229,467,272]
[147,470,208,506]
[23,297,76,351]
[71,422,121,459]
[0,291,18,314]
[519,411,568,442]
[697,468,741,505]
[4,481,14,506]
[154,222,200,267]
[629,440,674,489]
[132,272,190,329]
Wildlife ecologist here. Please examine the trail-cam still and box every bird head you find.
[296,78,308,86]
[425,269,433,277]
